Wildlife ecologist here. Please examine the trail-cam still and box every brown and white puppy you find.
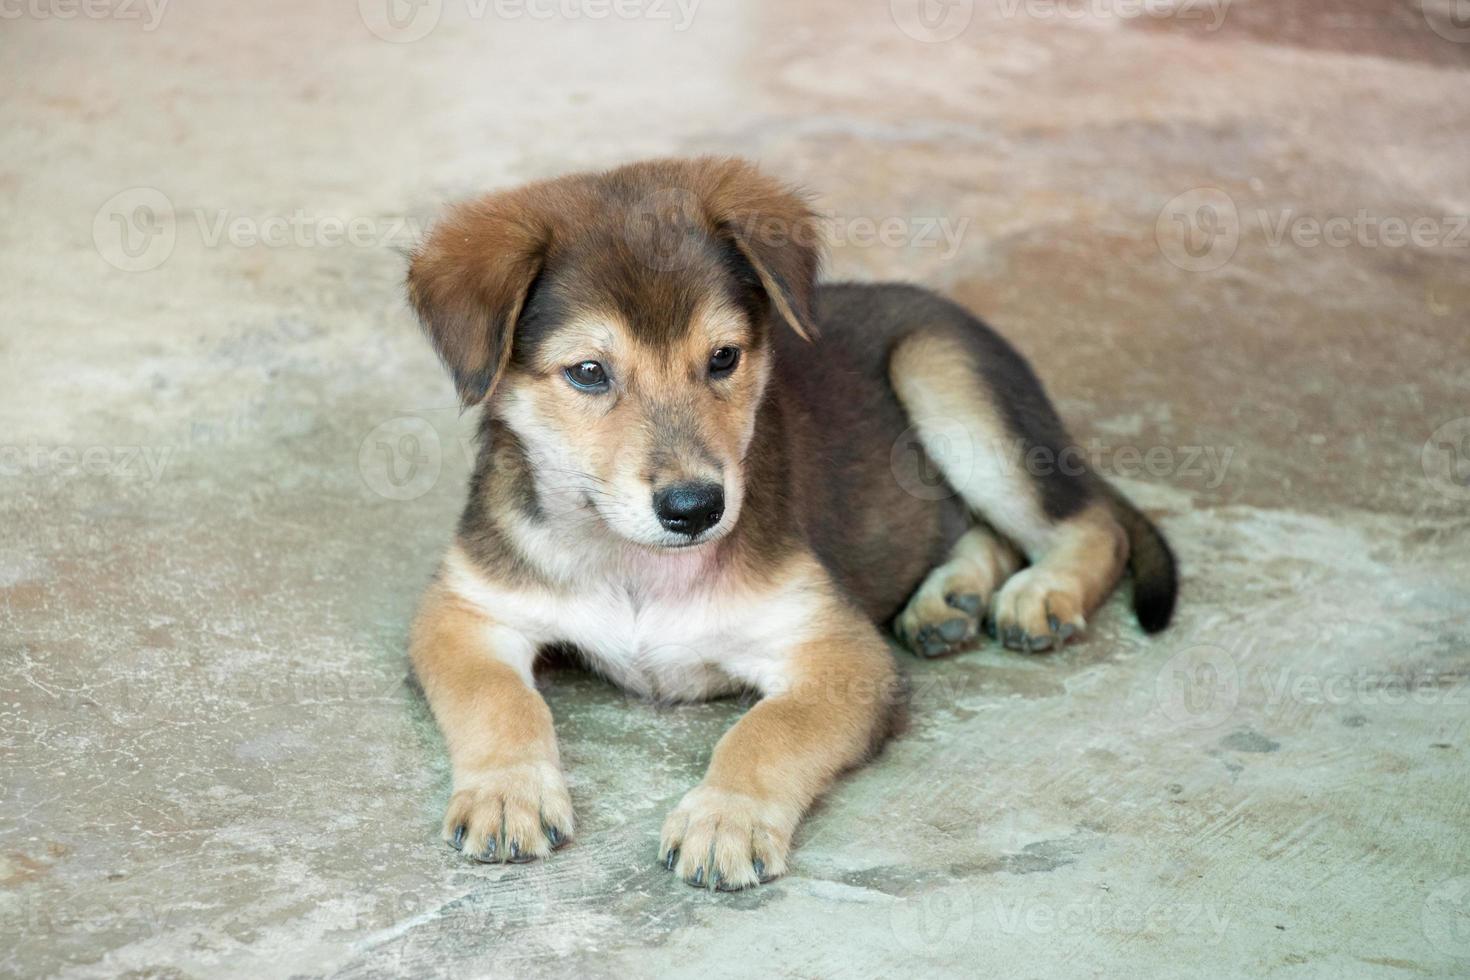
[404,157,1178,890]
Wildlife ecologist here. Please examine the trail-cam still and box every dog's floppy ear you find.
[406,194,548,407]
[701,159,823,341]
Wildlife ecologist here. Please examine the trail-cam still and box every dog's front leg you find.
[410,579,573,863]
[659,609,900,890]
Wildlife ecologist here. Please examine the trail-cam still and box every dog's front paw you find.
[659,785,795,890]
[990,566,1086,652]
[443,761,573,863]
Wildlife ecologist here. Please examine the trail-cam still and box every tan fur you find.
[991,501,1129,639]
[896,525,1022,656]
[889,328,1131,649]
[402,159,1171,889]
[493,298,767,551]
[889,330,1054,552]
[657,562,899,888]
[409,580,573,861]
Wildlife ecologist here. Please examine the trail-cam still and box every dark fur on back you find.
[410,158,1176,633]
[775,282,1176,629]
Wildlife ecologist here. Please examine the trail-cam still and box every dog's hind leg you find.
[889,325,1155,652]
[895,523,1021,658]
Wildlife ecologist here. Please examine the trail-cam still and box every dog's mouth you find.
[578,492,735,552]
[645,517,732,552]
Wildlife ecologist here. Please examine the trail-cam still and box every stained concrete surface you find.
[2,0,1469,977]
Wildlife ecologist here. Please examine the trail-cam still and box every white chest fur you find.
[443,545,812,701]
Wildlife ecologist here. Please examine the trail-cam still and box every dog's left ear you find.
[702,159,823,341]
[406,193,549,407]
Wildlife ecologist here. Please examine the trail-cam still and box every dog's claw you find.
[937,617,968,642]
[451,825,466,851]
[946,592,983,616]
[920,635,950,658]
[665,848,679,871]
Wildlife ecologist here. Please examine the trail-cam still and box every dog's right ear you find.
[407,196,548,408]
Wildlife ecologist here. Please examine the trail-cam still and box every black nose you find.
[653,482,725,536]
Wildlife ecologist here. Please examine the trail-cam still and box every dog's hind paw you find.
[990,566,1086,653]
[895,577,988,659]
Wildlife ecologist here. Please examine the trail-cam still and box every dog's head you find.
[408,158,821,551]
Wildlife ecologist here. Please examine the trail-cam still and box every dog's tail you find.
[1102,483,1178,634]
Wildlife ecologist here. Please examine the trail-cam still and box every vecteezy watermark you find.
[0,0,168,30]
[890,0,975,42]
[1155,644,1468,731]
[1423,876,1470,959]
[622,187,972,273]
[1155,187,1240,273]
[358,0,700,42]
[995,0,1231,31]
[1157,187,1470,272]
[1255,210,1470,250]
[989,896,1231,944]
[823,212,970,259]
[93,187,425,271]
[1422,0,1470,44]
[890,421,1236,502]
[359,417,444,501]
[890,887,1230,951]
[359,0,442,41]
[93,187,176,273]
[1155,644,1241,730]
[889,889,976,955]
[1423,418,1470,503]
[1260,667,1468,710]
[0,444,172,485]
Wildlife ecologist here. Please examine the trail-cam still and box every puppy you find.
[404,157,1177,890]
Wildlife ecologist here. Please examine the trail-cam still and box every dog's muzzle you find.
[652,482,724,537]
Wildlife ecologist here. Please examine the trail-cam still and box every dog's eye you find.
[709,346,740,378]
[564,361,608,391]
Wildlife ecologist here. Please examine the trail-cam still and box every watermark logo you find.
[1423,0,1470,44]
[1423,876,1470,959]
[359,0,700,41]
[0,0,170,30]
[890,0,974,42]
[625,187,705,273]
[0,444,172,485]
[359,417,442,500]
[890,417,976,501]
[996,0,1231,30]
[990,896,1231,943]
[1156,187,1239,273]
[1155,644,1240,730]
[1423,418,1470,502]
[1158,187,1469,272]
[890,889,976,954]
[359,0,443,42]
[888,421,1236,501]
[92,189,424,271]
[93,187,175,272]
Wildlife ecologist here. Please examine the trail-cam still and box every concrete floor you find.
[3,0,1468,976]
